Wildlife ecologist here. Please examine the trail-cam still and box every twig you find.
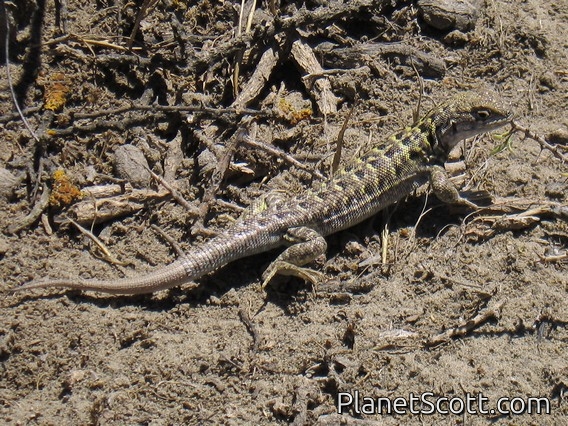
[462,199,568,241]
[65,186,171,225]
[79,104,268,119]
[331,97,357,175]
[511,120,568,163]
[232,0,257,98]
[144,166,200,216]
[425,300,505,347]
[193,0,389,74]
[291,39,339,115]
[45,113,166,137]
[0,102,267,126]
[231,47,279,109]
[193,128,245,229]
[150,224,186,258]
[538,252,568,264]
[411,60,425,124]
[239,307,261,353]
[238,132,324,180]
[6,186,51,234]
[3,3,40,144]
[216,199,246,213]
[54,0,68,34]
[0,106,42,124]
[127,0,160,50]
[67,217,129,266]
[317,42,446,79]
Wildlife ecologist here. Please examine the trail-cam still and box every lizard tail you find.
[13,218,278,296]
[13,260,190,295]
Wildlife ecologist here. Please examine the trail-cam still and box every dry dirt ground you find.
[1,0,567,425]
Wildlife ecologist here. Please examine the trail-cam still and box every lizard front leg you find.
[429,165,479,209]
[262,226,327,287]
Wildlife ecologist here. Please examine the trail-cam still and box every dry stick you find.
[77,36,127,52]
[426,300,505,347]
[143,165,200,216]
[380,218,390,266]
[291,39,339,116]
[189,129,244,233]
[410,60,425,124]
[511,120,568,163]
[54,0,68,34]
[320,42,446,79]
[46,113,161,137]
[0,106,42,124]
[6,186,51,234]
[302,67,365,85]
[331,97,357,175]
[238,132,325,180]
[69,191,170,225]
[72,104,267,120]
[0,86,264,127]
[215,199,246,213]
[239,308,261,353]
[233,0,246,98]
[67,217,129,266]
[149,224,186,258]
[539,252,568,263]
[3,3,39,145]
[477,196,568,216]
[48,103,256,137]
[127,0,160,50]
[231,46,279,109]
[233,0,257,98]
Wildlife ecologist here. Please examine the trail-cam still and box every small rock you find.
[545,182,566,201]
[418,0,479,32]
[546,129,568,146]
[0,237,10,255]
[443,29,469,46]
[197,148,218,175]
[538,72,558,91]
[0,168,20,200]
[113,145,152,188]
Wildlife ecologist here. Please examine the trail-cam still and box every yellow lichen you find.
[278,98,313,125]
[49,169,83,209]
[40,72,70,112]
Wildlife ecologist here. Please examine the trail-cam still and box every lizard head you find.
[432,92,512,153]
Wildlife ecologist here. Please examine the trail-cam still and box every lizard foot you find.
[261,260,326,288]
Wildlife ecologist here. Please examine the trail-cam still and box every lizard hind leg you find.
[261,226,327,288]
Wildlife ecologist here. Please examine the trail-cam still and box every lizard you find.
[14,92,512,295]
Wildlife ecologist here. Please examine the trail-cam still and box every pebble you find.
[0,168,20,200]
[418,0,479,32]
[113,145,152,188]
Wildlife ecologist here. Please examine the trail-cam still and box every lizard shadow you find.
[9,251,299,312]
[11,196,486,311]
[10,252,276,312]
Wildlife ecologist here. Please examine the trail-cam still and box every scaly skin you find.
[14,93,512,295]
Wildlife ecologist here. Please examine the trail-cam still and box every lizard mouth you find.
[440,113,512,151]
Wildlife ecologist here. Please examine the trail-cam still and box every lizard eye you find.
[475,109,491,120]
